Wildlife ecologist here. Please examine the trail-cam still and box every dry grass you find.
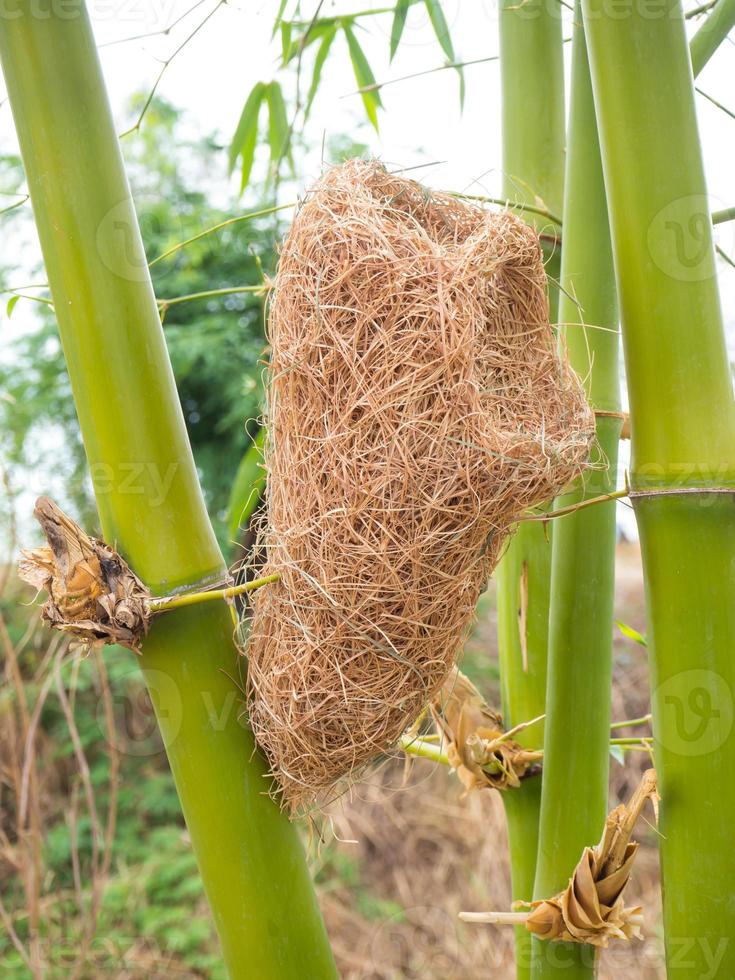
[247,159,594,811]
[0,615,119,979]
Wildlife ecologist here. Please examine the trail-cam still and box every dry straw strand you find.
[246,159,594,812]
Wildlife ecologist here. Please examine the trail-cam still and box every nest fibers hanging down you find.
[247,160,594,812]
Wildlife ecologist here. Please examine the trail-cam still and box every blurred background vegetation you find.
[0,96,277,547]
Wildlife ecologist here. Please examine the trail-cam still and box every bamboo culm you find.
[495,3,565,976]
[530,8,620,977]
[584,0,735,973]
[0,4,337,976]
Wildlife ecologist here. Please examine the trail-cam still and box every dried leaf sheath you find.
[18,497,150,651]
[462,769,658,948]
[430,667,542,792]
[524,769,658,945]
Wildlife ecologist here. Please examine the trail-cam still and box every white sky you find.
[0,0,734,540]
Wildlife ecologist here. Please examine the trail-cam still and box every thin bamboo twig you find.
[450,191,562,227]
[119,0,226,138]
[348,55,499,96]
[0,194,28,216]
[713,205,735,224]
[610,714,652,730]
[288,1,421,27]
[695,85,735,119]
[148,572,281,613]
[398,734,450,765]
[99,0,210,49]
[520,488,628,522]
[686,0,718,16]
[148,202,295,266]
[156,284,267,308]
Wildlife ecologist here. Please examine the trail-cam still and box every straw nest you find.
[246,159,594,812]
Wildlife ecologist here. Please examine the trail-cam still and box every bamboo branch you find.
[696,85,735,120]
[148,202,295,267]
[148,573,281,613]
[119,0,225,138]
[690,0,735,74]
[157,285,267,309]
[450,191,562,227]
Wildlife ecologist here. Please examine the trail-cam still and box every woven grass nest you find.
[247,159,594,812]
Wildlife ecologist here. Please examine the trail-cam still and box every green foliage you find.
[615,619,648,647]
[229,80,292,190]
[226,427,265,541]
[228,80,266,189]
[230,0,462,190]
[0,97,277,543]
[423,0,464,106]
[390,0,411,61]
[305,24,338,122]
[342,20,383,132]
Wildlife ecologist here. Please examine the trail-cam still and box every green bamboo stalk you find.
[583,1,735,974]
[530,10,620,977]
[496,4,565,976]
[690,0,735,75]
[0,4,336,977]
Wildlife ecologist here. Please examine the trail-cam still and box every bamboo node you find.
[430,667,542,792]
[461,769,658,947]
[18,496,151,652]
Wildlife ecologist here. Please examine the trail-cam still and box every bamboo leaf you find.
[423,0,464,107]
[424,0,454,60]
[390,0,410,61]
[227,429,266,541]
[272,0,289,38]
[280,20,294,64]
[6,294,19,317]
[305,23,338,121]
[615,619,648,647]
[285,20,336,64]
[266,79,292,177]
[342,20,382,131]
[229,80,266,186]
[609,745,625,765]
